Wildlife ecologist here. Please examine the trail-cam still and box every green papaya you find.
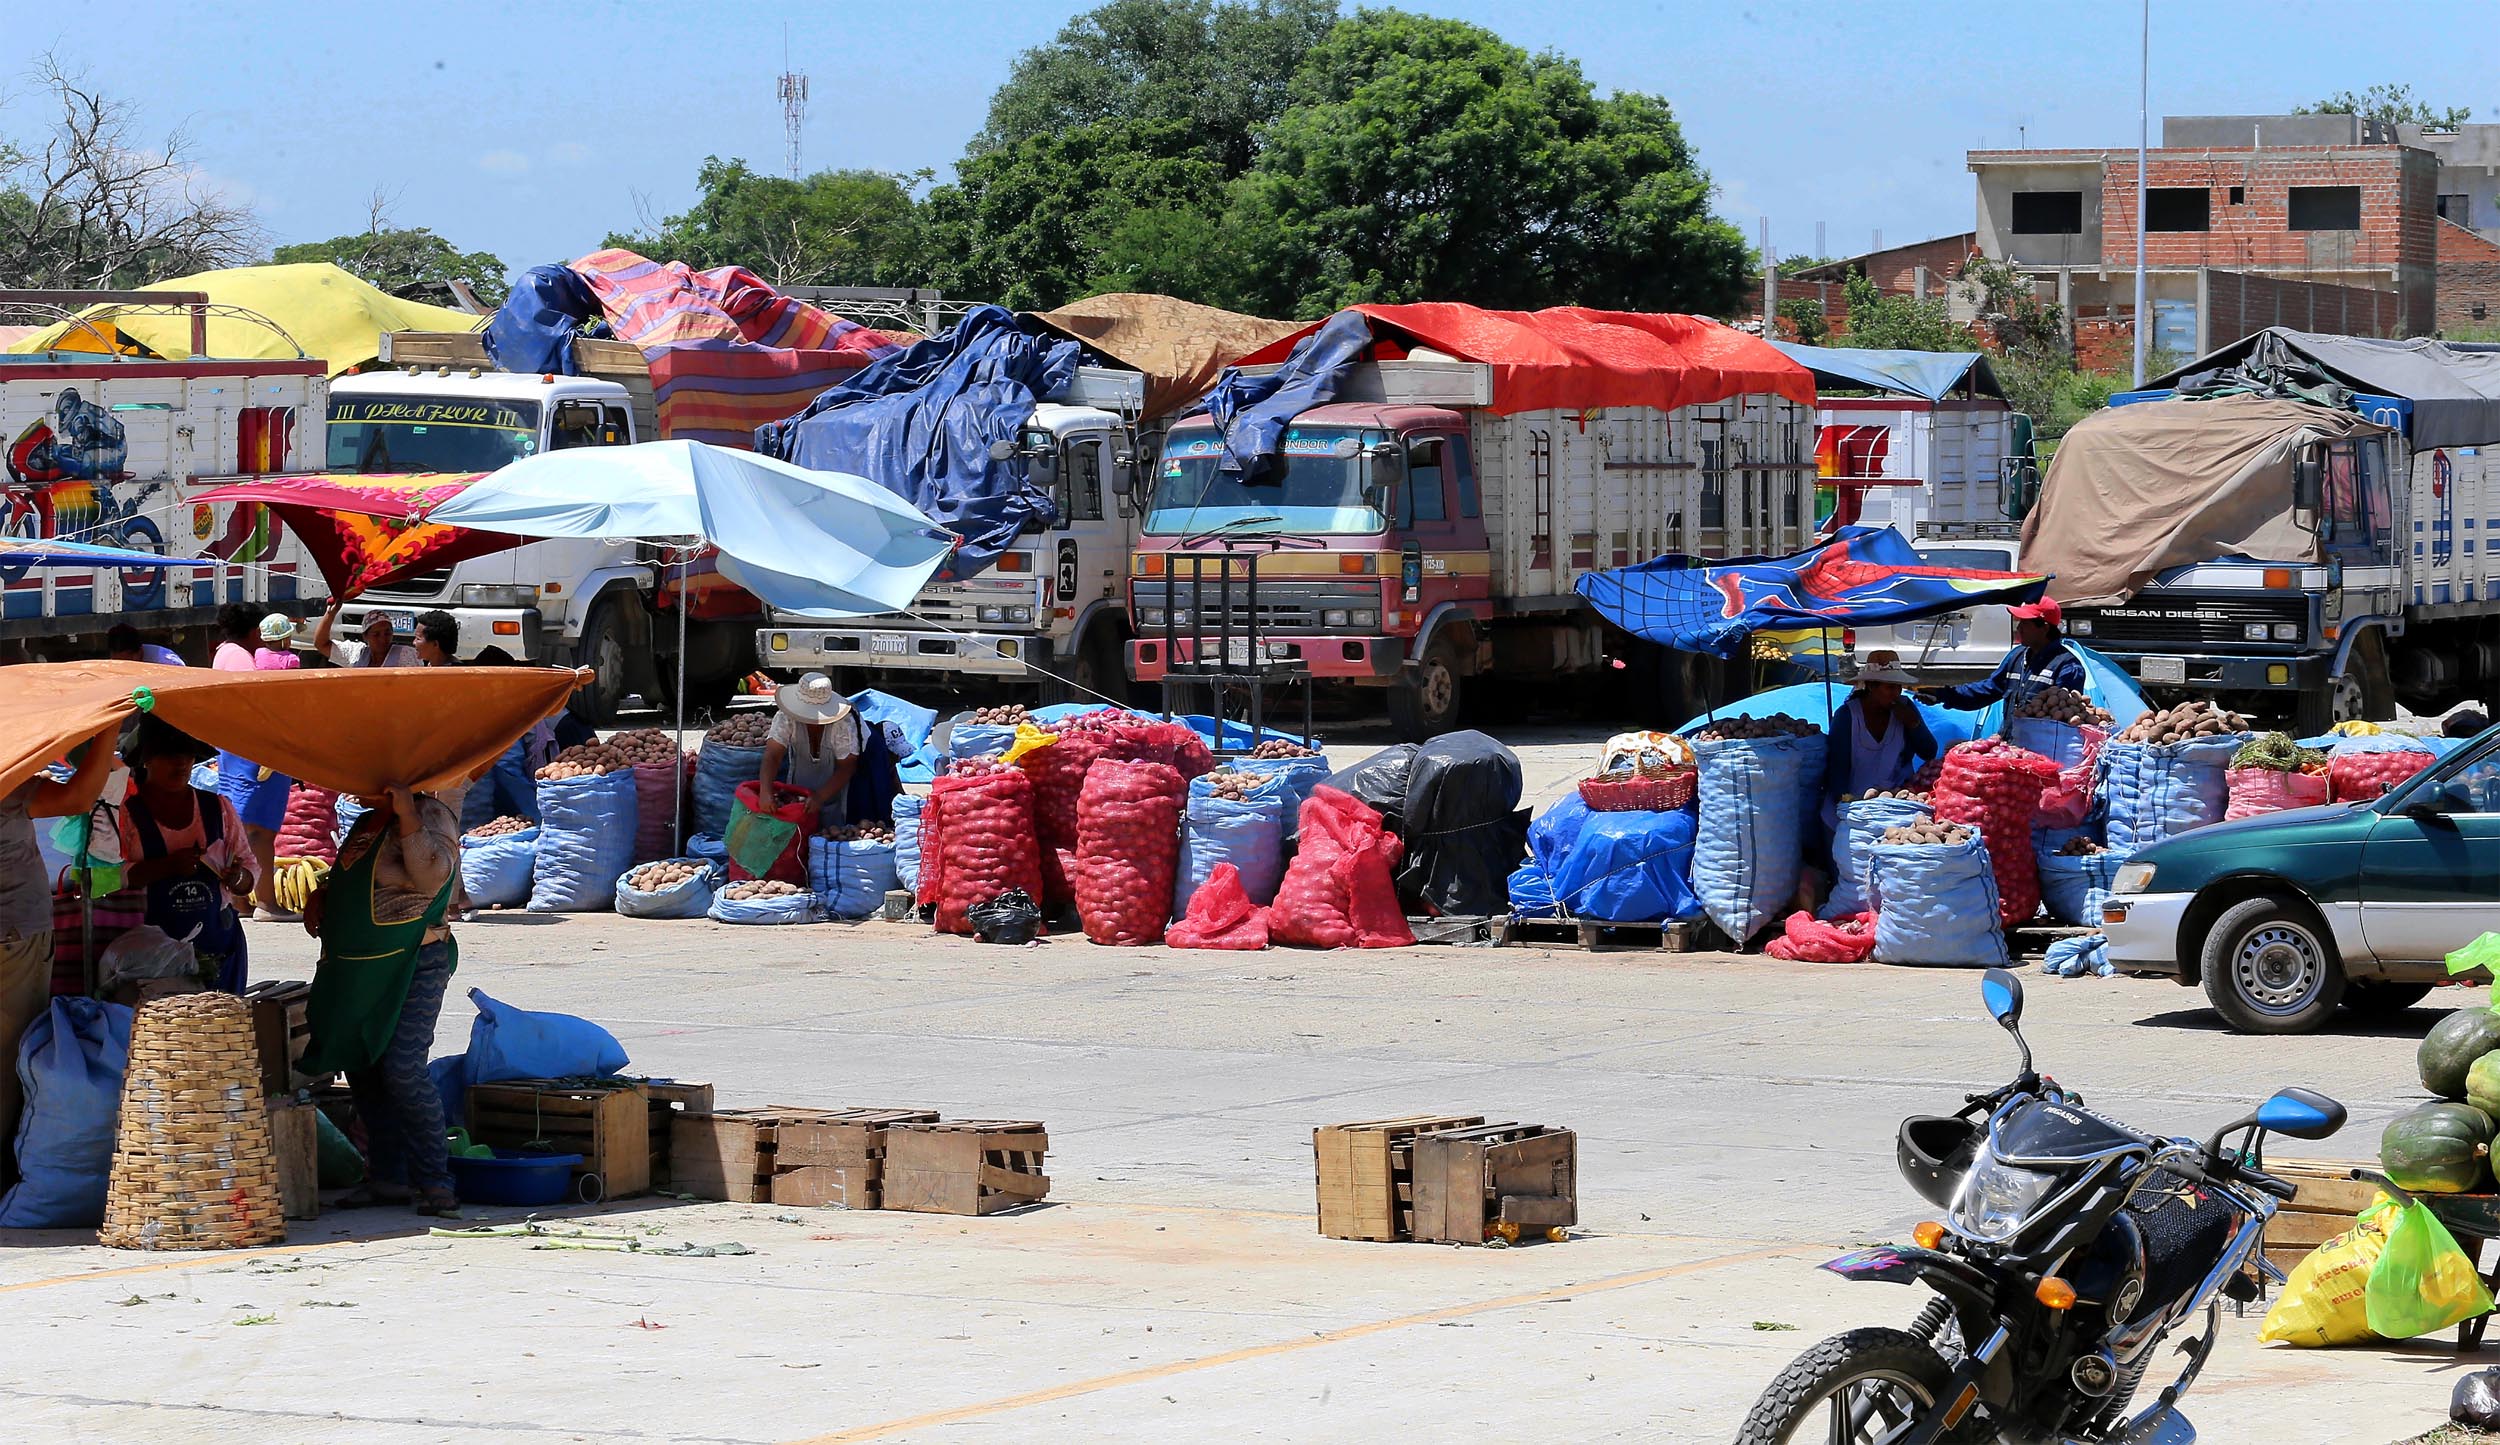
[2381,1102,2495,1194]
[2421,1009,2500,1099]
[2470,1052,2500,1122]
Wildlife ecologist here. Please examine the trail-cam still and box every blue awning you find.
[1768,343,2003,403]
[0,541,221,569]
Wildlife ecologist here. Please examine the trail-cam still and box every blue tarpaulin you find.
[753,305,1077,578]
[1192,309,1374,475]
[0,541,220,569]
[483,264,603,376]
[1768,343,2003,403]
[1578,525,2048,659]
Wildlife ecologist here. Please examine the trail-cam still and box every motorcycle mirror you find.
[2255,1087,2346,1141]
[1979,968,2024,1030]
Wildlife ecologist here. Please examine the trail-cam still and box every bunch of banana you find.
[271,856,331,914]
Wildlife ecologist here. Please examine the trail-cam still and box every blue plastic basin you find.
[446,1149,585,1207]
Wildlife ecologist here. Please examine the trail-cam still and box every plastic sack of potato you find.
[528,769,639,913]
[1175,772,1287,913]
[2260,1194,2401,1346]
[890,793,925,892]
[2099,735,2245,854]
[1690,731,1826,945]
[707,883,822,925]
[693,740,767,838]
[614,857,717,920]
[1825,796,1930,919]
[810,834,898,920]
[459,824,539,909]
[2032,828,2092,925]
[2366,1198,2496,1340]
[1075,758,1185,945]
[2007,716,2092,770]
[1866,833,2008,968]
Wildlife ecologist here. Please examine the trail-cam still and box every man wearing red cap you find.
[1922,598,2086,711]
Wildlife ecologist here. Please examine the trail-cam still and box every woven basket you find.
[1578,769,1697,812]
[100,991,286,1250]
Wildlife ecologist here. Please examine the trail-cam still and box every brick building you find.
[1769,232,1978,336]
[2440,217,2500,331]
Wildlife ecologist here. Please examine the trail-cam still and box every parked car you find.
[2103,730,2496,1033]
[1846,535,2018,687]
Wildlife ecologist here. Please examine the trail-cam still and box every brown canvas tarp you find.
[1,662,576,800]
[2018,395,2389,607]
[1030,294,1302,421]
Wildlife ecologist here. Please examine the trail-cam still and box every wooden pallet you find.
[774,1107,939,1210]
[2264,1157,2380,1271]
[1411,1123,1578,1246]
[1498,916,1720,953]
[882,1120,1050,1216]
[1407,915,1499,946]
[466,1080,652,1200]
[669,1107,852,1203]
[265,1098,318,1221]
[625,1079,715,1190]
[242,980,314,1099]
[1313,1114,1488,1242]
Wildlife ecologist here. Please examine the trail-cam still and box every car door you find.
[2355,738,2500,962]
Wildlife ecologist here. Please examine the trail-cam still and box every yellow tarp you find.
[3,262,484,378]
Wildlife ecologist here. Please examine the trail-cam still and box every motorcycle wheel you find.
[1735,1326,1991,1444]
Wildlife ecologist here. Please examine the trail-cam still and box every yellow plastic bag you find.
[999,723,1059,766]
[2259,1194,2401,1347]
[2329,720,2385,737]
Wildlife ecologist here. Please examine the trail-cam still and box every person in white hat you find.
[254,613,304,671]
[1821,650,1940,830]
[759,672,861,829]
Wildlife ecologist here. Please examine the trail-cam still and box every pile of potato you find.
[467,816,533,839]
[1844,788,1931,804]
[535,742,632,781]
[822,822,896,842]
[706,713,773,747]
[947,756,1014,778]
[609,729,683,767]
[627,860,706,891]
[968,703,1031,727]
[1694,713,1819,742]
[1246,739,1318,760]
[721,879,805,901]
[2116,700,2250,745]
[1881,820,1976,847]
[1200,769,1276,801]
[2054,837,2107,857]
[2015,686,2115,728]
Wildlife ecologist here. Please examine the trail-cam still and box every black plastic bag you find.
[1319,745,1419,837]
[2455,1367,2500,1428]
[1392,731,1528,917]
[967,887,1043,945]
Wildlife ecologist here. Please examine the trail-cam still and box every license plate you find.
[380,610,414,636]
[1225,638,1252,667]
[868,633,907,656]
[2140,656,2187,684]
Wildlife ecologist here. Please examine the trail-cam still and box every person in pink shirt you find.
[254,614,303,670]
[207,606,296,918]
[118,716,256,992]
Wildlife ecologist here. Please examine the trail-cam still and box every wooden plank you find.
[2269,1209,2362,1251]
[778,1108,940,1168]
[772,1165,879,1210]
[2271,1158,2382,1215]
[266,1099,318,1221]
[243,981,312,1099]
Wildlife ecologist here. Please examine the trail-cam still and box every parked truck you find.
[0,293,329,651]
[1126,306,1820,738]
[2021,329,2500,733]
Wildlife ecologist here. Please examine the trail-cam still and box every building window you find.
[2440,193,2474,223]
[2227,185,2246,205]
[2145,187,2211,232]
[2288,185,2362,231]
[2010,190,2084,235]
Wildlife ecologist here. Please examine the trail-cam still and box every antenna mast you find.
[777,26,809,180]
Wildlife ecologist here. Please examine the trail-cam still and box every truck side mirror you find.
[2293,449,2324,530]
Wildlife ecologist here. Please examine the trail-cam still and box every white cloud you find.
[478,150,531,176]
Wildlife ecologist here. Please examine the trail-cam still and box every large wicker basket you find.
[100,991,286,1250]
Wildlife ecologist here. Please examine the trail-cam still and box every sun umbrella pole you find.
[674,547,689,852]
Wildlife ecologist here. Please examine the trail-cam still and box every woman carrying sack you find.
[115,717,256,994]
[298,785,462,1216]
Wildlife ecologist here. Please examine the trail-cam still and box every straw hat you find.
[776,672,853,726]
[1853,655,1917,687]
[258,613,299,644]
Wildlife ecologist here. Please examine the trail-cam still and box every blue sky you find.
[7,0,2495,282]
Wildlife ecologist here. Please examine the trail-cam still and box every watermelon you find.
[2421,1009,2500,1100]
[2381,1102,2496,1194]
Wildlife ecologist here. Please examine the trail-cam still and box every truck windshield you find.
[1145,427,1386,536]
[326,397,541,474]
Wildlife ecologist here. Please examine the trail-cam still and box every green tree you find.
[274,214,509,307]
[1224,11,1749,317]
[1840,271,1972,352]
[607,158,926,289]
[2299,83,2472,129]
[1775,296,1829,346]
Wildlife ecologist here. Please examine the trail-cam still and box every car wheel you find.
[2199,896,2347,1034]
[2342,979,2434,1019]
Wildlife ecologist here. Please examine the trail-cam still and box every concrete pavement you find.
[0,908,2474,1443]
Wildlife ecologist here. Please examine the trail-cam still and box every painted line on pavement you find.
[785,1242,1808,1444]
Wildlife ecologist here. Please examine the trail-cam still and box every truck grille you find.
[366,568,453,601]
[2074,596,2307,647]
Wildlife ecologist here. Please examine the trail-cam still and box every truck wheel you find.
[1041,627,1127,708]
[2199,895,2346,1034]
[1388,636,1463,740]
[571,595,633,725]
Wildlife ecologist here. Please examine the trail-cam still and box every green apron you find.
[299,819,457,1076]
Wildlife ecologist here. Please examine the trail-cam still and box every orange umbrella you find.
[1,661,576,799]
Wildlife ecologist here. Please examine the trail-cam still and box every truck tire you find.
[1041,626,1128,708]
[2199,895,2347,1034]
[571,593,635,726]
[2300,630,2394,734]
[1387,636,1464,740]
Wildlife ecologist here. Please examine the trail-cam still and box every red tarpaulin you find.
[1232,303,1816,415]
[192,473,520,596]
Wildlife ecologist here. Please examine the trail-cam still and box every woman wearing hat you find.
[1822,651,1940,830]
[760,672,862,829]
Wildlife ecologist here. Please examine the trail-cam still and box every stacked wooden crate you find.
[243,981,314,1098]
[882,1121,1050,1216]
[669,1108,827,1203]
[1313,1114,1485,1242]
[772,1108,940,1208]
[1315,1113,1576,1246]
[2265,1158,2380,1272]
[630,1080,715,1191]
[465,1080,652,1200]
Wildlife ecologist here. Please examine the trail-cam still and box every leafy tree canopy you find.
[273,222,509,307]
[1840,271,1972,353]
[605,157,925,289]
[2299,83,2472,129]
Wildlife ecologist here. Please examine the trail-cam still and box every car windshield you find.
[1144,426,1386,536]
[326,397,540,474]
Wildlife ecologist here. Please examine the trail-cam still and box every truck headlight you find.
[1322,609,1349,627]
[459,585,538,609]
[2068,619,2092,636]
[1140,608,1165,626]
[2112,862,2158,895]
[978,606,1004,622]
[1006,606,1034,623]
[2273,623,2300,640]
[2243,623,2270,641]
[1352,609,1378,628]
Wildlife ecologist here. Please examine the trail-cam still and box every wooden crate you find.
[773,1107,939,1210]
[1313,1114,1486,1242]
[242,980,313,1098]
[466,1080,652,1200]
[2265,1158,2381,1270]
[266,1098,318,1221]
[882,1121,1050,1216]
[669,1107,850,1203]
[627,1079,715,1190]
[1411,1123,1578,1246]
[771,1166,879,1209]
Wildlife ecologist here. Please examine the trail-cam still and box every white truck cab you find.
[327,367,643,675]
[759,367,1150,702]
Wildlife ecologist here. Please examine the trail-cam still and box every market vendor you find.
[299,783,462,1217]
[117,716,255,994]
[1920,598,2085,711]
[1822,652,1940,828]
[313,600,420,669]
[0,725,117,1187]
[760,672,860,829]
[210,605,296,921]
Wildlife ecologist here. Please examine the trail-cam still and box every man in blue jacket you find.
[1922,599,2085,711]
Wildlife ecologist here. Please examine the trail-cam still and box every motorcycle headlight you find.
[1951,1156,2059,1243]
[2112,861,2157,895]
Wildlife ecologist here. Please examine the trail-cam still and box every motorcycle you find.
[1736,967,2345,1444]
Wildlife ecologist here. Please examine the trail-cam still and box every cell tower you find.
[777,27,808,180]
